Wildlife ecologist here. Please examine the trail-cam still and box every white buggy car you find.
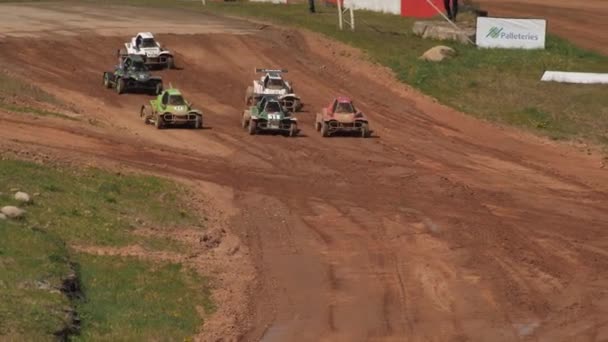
[245,69,303,112]
[119,32,175,69]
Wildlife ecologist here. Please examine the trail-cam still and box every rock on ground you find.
[413,21,475,44]
[1,206,26,219]
[14,191,31,203]
[420,45,457,62]
[200,227,226,249]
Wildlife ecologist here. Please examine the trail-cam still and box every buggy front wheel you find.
[360,123,370,138]
[140,106,151,124]
[116,79,125,94]
[320,122,330,137]
[194,115,203,129]
[248,120,257,135]
[155,116,165,129]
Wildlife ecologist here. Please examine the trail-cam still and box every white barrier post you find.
[337,0,344,30]
[337,1,355,31]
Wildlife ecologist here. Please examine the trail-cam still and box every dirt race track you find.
[475,0,608,55]
[1,3,608,342]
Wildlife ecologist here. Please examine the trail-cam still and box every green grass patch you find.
[0,222,74,338]
[74,254,213,341]
[0,160,197,247]
[87,0,608,144]
[0,160,211,340]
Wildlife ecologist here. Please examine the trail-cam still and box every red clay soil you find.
[475,0,608,55]
[1,4,608,342]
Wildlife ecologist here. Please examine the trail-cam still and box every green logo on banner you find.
[487,27,504,38]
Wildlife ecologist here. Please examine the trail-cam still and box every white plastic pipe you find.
[541,71,608,84]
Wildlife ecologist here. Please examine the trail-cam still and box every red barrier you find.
[323,0,344,6]
[401,0,444,18]
[323,0,444,18]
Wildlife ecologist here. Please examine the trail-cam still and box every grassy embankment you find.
[0,72,76,120]
[0,160,213,340]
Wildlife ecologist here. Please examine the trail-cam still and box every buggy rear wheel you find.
[289,122,298,137]
[245,86,253,105]
[166,57,175,70]
[154,82,163,95]
[292,99,301,112]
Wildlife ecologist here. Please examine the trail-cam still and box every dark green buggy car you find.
[103,55,163,95]
[241,95,298,137]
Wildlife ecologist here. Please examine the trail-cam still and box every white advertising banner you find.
[343,0,401,15]
[476,17,547,49]
[250,0,287,3]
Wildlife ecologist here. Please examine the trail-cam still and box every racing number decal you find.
[268,114,281,120]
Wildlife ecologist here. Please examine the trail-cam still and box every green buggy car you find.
[140,88,203,129]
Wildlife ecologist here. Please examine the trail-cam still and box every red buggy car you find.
[315,97,371,138]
